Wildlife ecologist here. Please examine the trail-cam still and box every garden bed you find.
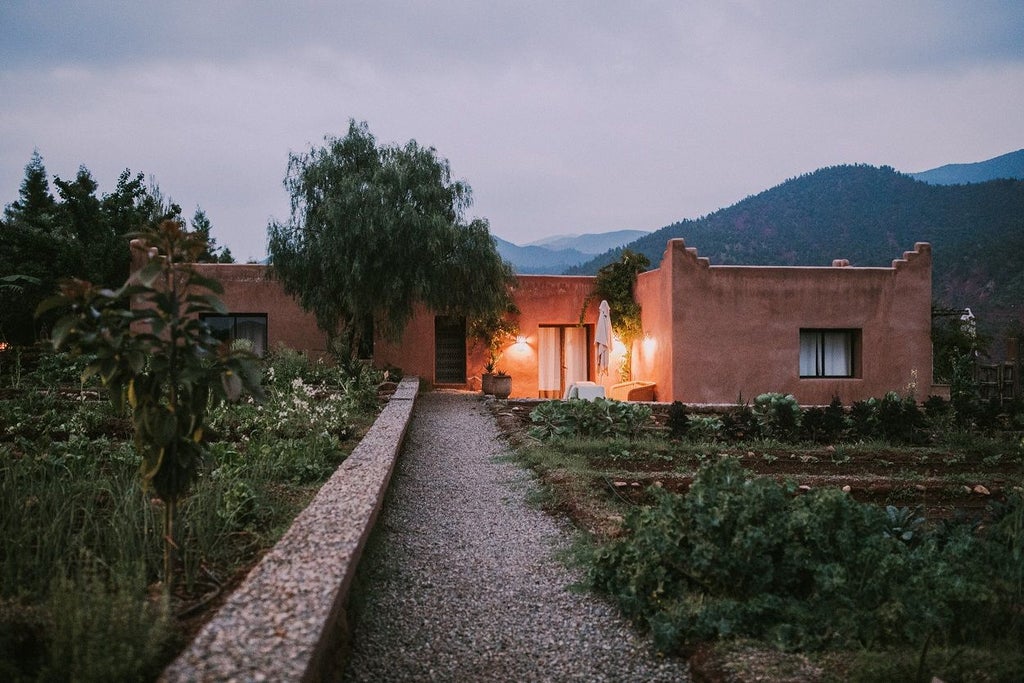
[493,397,1024,683]
[0,349,387,681]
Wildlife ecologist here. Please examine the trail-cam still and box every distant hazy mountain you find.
[525,230,649,254]
[910,149,1024,185]
[494,229,648,274]
[570,164,1024,335]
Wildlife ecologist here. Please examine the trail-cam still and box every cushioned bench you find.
[609,381,656,402]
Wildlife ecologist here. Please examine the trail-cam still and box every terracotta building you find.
[185,238,935,405]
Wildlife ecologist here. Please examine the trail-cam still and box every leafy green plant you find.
[686,415,724,441]
[529,398,653,440]
[583,250,650,381]
[882,505,925,544]
[469,306,520,373]
[666,401,689,438]
[586,457,1021,654]
[850,397,879,438]
[752,392,801,439]
[38,219,264,589]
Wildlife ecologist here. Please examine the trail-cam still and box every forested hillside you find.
[572,165,1024,336]
[911,148,1024,185]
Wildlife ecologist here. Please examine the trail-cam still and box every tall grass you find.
[0,349,383,680]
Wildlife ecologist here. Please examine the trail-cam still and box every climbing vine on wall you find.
[583,250,650,381]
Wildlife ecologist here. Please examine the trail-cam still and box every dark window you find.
[203,314,268,356]
[799,329,860,378]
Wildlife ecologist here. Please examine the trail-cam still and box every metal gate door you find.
[434,316,467,384]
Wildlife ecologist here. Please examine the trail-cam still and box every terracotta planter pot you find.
[481,372,495,395]
[492,374,512,399]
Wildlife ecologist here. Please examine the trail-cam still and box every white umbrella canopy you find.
[595,300,613,377]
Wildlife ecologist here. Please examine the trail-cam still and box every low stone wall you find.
[161,376,420,682]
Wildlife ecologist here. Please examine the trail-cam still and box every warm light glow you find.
[515,335,528,346]
[612,336,626,354]
[642,333,657,354]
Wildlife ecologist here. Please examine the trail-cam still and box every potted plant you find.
[481,359,497,396]
[470,308,519,396]
[491,370,512,399]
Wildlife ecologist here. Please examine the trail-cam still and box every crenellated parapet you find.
[891,242,932,270]
[667,238,711,269]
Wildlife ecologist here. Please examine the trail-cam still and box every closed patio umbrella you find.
[595,299,613,377]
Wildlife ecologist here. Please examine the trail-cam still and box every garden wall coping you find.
[160,376,420,683]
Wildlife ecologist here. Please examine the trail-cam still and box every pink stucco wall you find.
[194,264,327,356]
[637,239,933,405]
[183,237,933,405]
[374,276,606,398]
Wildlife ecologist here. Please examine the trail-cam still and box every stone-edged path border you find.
[161,377,420,682]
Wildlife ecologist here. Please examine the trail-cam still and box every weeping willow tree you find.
[268,120,515,359]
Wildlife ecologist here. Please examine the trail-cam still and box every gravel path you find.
[342,391,690,682]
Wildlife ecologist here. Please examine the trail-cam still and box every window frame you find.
[201,313,268,356]
[798,328,861,379]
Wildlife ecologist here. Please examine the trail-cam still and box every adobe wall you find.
[373,304,441,382]
[375,276,604,398]
[197,264,328,356]
[662,239,933,405]
[503,275,602,398]
[633,255,675,401]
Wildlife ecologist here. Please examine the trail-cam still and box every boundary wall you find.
[161,376,420,682]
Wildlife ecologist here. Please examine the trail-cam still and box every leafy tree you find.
[3,150,57,230]
[38,219,263,588]
[190,206,234,263]
[0,153,64,343]
[268,120,515,358]
[1,152,233,343]
[584,249,650,380]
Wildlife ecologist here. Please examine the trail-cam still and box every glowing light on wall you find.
[506,334,533,359]
[642,333,657,354]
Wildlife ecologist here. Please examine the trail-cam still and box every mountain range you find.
[562,150,1024,339]
[493,229,647,274]
[910,148,1024,185]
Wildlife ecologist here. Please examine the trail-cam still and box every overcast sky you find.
[2,1,1022,262]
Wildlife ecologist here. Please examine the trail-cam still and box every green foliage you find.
[267,119,515,358]
[528,398,653,440]
[189,206,234,263]
[0,343,380,679]
[570,164,1024,342]
[685,415,725,441]
[666,401,689,438]
[39,219,264,587]
[587,458,1023,655]
[752,392,801,439]
[585,249,650,381]
[801,396,848,443]
[1,152,228,346]
[468,306,520,372]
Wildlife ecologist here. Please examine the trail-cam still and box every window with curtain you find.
[203,314,268,356]
[799,329,859,378]
[537,325,592,398]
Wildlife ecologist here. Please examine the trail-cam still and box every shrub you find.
[720,403,757,441]
[587,458,1021,654]
[666,401,689,438]
[528,398,652,440]
[849,398,879,438]
[686,415,724,442]
[752,393,801,439]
